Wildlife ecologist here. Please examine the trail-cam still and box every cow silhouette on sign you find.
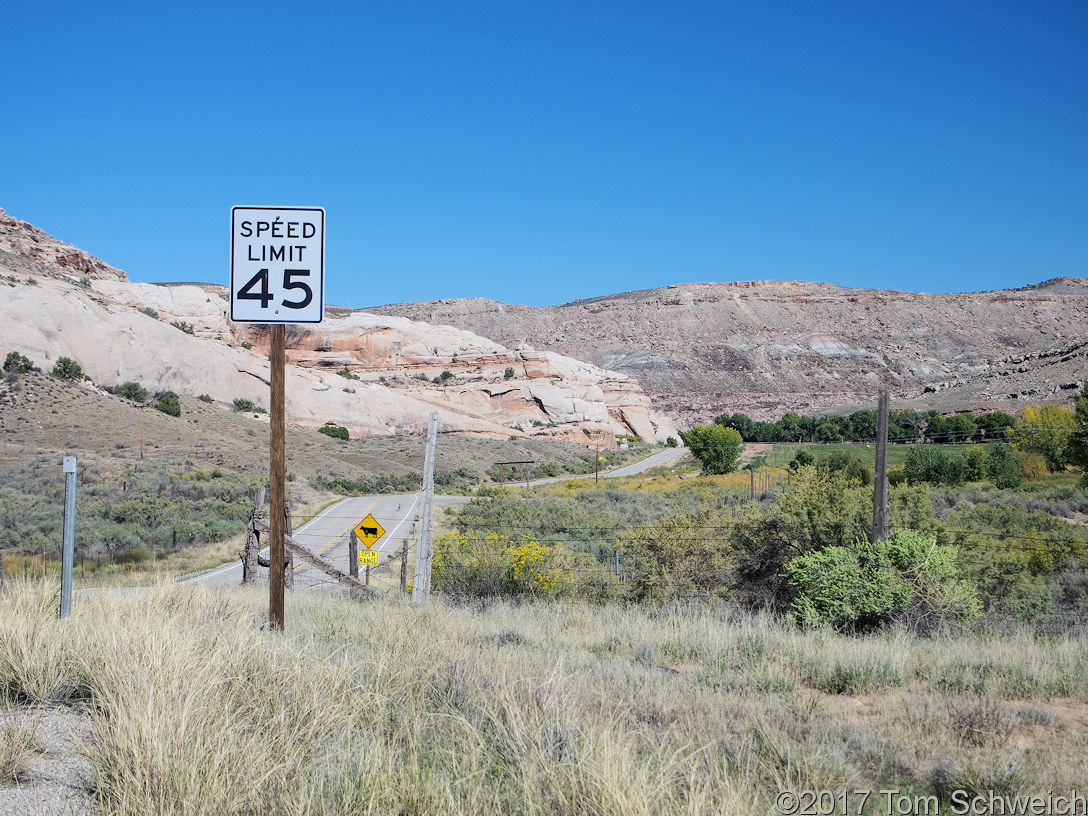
[360,526,379,537]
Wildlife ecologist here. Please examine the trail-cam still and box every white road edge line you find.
[378,494,420,556]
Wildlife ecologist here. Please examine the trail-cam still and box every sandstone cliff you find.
[0,210,678,445]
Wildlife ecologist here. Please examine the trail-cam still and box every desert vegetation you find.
[437,459,1088,632]
[1,580,1086,815]
[0,458,258,564]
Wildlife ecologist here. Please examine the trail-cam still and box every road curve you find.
[526,444,688,487]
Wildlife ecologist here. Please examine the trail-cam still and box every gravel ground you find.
[0,706,98,816]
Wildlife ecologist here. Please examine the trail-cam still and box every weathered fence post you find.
[60,456,77,618]
[242,487,264,584]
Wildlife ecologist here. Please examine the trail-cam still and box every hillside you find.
[370,279,1088,423]
[0,208,677,446]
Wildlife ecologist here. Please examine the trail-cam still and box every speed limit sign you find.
[230,206,324,324]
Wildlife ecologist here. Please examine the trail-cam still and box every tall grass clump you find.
[0,581,1086,813]
[0,705,40,783]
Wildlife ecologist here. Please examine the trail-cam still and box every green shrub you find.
[818,657,904,694]
[50,356,82,381]
[170,321,195,335]
[139,306,159,320]
[232,398,265,414]
[3,352,35,374]
[1020,455,1048,482]
[197,394,213,403]
[665,436,678,448]
[318,424,349,440]
[78,276,91,289]
[504,367,515,379]
[817,448,872,486]
[240,341,252,350]
[114,381,148,403]
[788,448,815,471]
[784,529,980,631]
[336,368,360,380]
[155,391,181,417]
[432,370,453,385]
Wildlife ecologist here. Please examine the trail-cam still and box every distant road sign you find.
[230,206,324,324]
[354,514,386,549]
[358,549,379,566]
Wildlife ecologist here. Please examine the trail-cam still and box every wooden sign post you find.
[230,206,325,631]
[269,325,286,629]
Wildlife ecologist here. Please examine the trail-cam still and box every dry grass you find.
[0,704,40,784]
[0,580,1084,814]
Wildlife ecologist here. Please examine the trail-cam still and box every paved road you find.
[185,494,420,590]
[181,446,684,589]
[601,445,687,478]
[526,444,688,486]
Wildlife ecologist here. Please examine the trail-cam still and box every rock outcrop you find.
[0,210,678,445]
[0,208,127,283]
[371,279,1088,422]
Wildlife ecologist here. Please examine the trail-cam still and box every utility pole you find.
[269,324,286,631]
[873,389,890,542]
[400,527,410,593]
[139,404,144,459]
[412,413,438,605]
[60,456,76,618]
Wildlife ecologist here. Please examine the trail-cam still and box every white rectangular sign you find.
[230,206,325,324]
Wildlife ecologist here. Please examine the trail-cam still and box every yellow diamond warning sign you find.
[358,549,379,566]
[354,514,385,549]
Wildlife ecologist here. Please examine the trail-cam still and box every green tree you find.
[51,356,82,381]
[975,411,1018,441]
[945,414,979,443]
[847,410,878,441]
[3,352,35,374]
[155,391,181,417]
[1008,403,1075,471]
[985,442,1023,489]
[962,446,987,482]
[318,424,349,440]
[680,425,744,474]
[1067,384,1088,486]
[903,444,964,486]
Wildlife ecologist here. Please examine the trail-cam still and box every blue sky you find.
[4,1,1085,308]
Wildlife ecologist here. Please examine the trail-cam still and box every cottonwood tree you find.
[680,424,744,474]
